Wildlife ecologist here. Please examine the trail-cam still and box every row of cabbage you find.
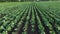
[0,2,31,34]
[0,2,60,34]
[36,2,60,34]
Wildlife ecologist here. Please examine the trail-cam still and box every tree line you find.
[0,0,59,2]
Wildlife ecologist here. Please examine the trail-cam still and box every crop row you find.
[0,2,60,34]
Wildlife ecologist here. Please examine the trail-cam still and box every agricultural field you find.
[0,1,60,34]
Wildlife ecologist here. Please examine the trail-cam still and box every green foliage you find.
[0,1,60,34]
[0,0,60,2]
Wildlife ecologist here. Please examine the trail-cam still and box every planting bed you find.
[0,1,60,34]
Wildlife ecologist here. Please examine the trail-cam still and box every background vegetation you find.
[0,0,60,2]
